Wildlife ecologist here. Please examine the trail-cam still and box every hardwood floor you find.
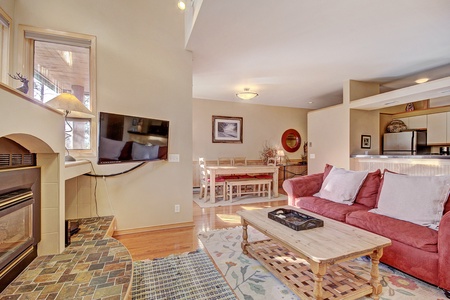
[114,192,287,261]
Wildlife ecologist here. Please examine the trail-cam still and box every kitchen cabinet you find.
[395,115,427,130]
[408,115,427,129]
[427,112,448,144]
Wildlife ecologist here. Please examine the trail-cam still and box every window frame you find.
[17,25,97,158]
[0,7,11,84]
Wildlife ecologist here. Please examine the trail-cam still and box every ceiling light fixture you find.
[177,0,186,10]
[236,88,258,100]
[415,78,429,84]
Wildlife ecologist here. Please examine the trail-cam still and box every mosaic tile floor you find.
[0,216,132,300]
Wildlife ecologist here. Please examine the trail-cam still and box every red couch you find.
[282,166,450,296]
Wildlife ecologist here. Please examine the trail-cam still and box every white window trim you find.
[17,25,97,158]
[0,7,11,84]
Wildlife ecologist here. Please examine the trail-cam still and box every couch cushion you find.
[371,172,450,230]
[296,196,370,222]
[314,167,369,205]
[346,210,438,253]
[354,169,381,208]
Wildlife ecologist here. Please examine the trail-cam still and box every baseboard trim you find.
[113,221,195,236]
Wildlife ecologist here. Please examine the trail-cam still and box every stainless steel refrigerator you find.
[383,131,429,155]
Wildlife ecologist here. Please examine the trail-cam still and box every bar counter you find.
[351,155,450,175]
[351,154,450,159]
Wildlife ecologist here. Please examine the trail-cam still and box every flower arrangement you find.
[260,141,278,164]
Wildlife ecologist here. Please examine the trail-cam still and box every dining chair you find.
[232,157,247,166]
[217,157,234,166]
[254,157,277,194]
[199,157,226,200]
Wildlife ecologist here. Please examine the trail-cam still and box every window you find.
[18,25,97,154]
[0,7,11,84]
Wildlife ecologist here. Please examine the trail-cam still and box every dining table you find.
[206,165,279,203]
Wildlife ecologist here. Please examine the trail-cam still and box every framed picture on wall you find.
[212,115,243,143]
[361,135,371,149]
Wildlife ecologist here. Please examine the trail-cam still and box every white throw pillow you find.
[314,167,369,205]
[370,172,450,230]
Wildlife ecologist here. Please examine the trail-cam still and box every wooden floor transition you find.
[114,190,287,261]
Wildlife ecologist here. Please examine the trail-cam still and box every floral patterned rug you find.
[198,226,447,300]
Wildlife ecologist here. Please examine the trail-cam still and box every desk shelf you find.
[65,160,92,180]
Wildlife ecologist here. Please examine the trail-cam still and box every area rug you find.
[131,249,237,300]
[198,226,447,300]
[193,192,288,208]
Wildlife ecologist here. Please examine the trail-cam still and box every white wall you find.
[12,1,193,231]
[193,98,309,161]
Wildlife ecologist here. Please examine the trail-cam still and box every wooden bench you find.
[226,178,272,202]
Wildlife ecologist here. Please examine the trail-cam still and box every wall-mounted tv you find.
[98,112,169,164]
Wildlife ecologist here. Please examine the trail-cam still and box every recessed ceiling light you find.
[415,78,429,84]
[308,101,313,104]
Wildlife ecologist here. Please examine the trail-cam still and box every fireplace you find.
[0,166,41,292]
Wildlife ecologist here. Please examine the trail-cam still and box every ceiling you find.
[186,1,450,109]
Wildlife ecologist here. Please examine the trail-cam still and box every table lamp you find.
[46,93,94,161]
[277,149,285,165]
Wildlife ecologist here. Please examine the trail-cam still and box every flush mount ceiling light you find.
[415,78,429,84]
[236,88,258,100]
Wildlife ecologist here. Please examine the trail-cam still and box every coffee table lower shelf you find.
[246,239,374,300]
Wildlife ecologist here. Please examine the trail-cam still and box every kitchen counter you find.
[351,154,450,159]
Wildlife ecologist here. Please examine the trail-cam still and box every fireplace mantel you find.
[0,85,66,256]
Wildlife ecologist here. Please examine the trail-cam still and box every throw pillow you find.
[354,169,381,208]
[375,169,403,207]
[131,142,160,160]
[99,137,126,160]
[323,164,333,179]
[370,172,450,230]
[314,167,369,205]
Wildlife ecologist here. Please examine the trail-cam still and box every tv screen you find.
[98,112,169,164]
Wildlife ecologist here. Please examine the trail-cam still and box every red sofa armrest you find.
[282,173,324,206]
[438,211,450,290]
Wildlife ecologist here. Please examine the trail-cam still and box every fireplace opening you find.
[0,165,40,292]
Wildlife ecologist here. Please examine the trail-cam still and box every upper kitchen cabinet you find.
[395,115,427,130]
[427,112,450,145]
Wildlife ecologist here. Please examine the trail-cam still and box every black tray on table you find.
[268,208,324,231]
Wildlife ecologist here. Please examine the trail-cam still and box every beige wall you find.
[307,104,350,174]
[12,1,193,231]
[193,98,310,161]
[350,109,380,155]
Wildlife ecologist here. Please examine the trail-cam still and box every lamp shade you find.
[46,93,94,118]
[277,150,285,157]
[236,88,258,100]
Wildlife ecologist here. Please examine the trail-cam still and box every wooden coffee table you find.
[237,206,392,300]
